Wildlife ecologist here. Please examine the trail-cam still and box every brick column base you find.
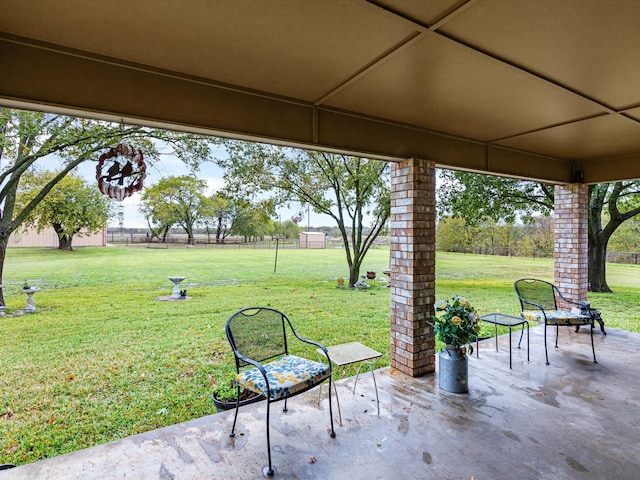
[554,184,588,304]
[389,158,436,377]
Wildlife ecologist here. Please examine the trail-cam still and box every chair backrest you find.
[514,278,558,311]
[226,307,290,369]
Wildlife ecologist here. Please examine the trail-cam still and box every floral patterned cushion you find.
[235,354,330,401]
[521,310,591,325]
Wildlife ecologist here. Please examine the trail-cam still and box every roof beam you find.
[0,34,575,183]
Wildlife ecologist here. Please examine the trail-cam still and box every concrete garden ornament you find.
[21,281,41,313]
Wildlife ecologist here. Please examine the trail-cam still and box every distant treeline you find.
[436,216,640,264]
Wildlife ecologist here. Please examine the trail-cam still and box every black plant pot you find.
[212,391,265,411]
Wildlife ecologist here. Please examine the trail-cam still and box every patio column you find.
[389,158,436,377]
[553,184,589,304]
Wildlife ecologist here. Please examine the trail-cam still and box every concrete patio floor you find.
[2,325,639,479]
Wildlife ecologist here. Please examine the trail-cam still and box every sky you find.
[73,144,333,230]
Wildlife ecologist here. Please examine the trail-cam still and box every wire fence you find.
[107,232,350,250]
[106,231,640,264]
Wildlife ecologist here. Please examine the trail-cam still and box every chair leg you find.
[282,398,288,412]
[544,323,550,365]
[554,324,559,348]
[517,323,525,349]
[230,386,241,437]
[590,322,598,364]
[328,377,336,438]
[265,399,274,476]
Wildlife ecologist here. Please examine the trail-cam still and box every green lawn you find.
[1,246,639,465]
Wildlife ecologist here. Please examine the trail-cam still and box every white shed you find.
[298,232,325,249]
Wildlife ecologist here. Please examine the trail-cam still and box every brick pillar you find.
[389,158,436,377]
[554,184,589,304]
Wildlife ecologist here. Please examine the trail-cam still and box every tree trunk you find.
[58,235,74,251]
[0,235,8,305]
[216,217,223,244]
[53,223,74,251]
[588,239,611,293]
[348,260,362,287]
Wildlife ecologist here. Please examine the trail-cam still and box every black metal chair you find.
[514,278,597,365]
[225,307,335,477]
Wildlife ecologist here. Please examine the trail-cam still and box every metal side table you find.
[476,313,529,369]
[317,341,382,426]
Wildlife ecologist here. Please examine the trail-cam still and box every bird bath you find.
[168,276,186,299]
[157,276,192,301]
[22,287,41,313]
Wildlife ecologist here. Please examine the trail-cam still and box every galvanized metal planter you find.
[438,346,469,393]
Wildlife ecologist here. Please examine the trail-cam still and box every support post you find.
[554,184,589,304]
[389,158,436,377]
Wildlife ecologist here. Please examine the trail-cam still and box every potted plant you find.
[211,373,264,411]
[432,296,480,393]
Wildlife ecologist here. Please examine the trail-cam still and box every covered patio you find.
[2,326,638,479]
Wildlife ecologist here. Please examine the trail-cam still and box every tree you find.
[17,171,113,250]
[139,197,175,242]
[231,199,274,242]
[436,217,525,256]
[436,216,475,253]
[479,221,524,256]
[437,170,640,292]
[520,215,554,258]
[0,107,211,305]
[588,183,640,292]
[139,176,210,244]
[201,192,242,244]
[218,142,390,286]
[608,216,640,252]
[437,171,554,224]
[278,220,301,239]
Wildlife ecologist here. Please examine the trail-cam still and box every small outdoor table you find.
[317,341,382,426]
[476,313,529,369]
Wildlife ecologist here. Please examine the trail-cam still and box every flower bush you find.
[432,296,480,353]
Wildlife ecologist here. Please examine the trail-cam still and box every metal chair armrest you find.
[519,297,547,314]
[288,324,333,366]
[552,285,582,307]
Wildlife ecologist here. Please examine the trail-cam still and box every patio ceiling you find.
[1,0,639,184]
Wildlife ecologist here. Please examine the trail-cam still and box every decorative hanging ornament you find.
[96,144,146,201]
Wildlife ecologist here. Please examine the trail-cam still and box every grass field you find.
[1,245,639,465]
